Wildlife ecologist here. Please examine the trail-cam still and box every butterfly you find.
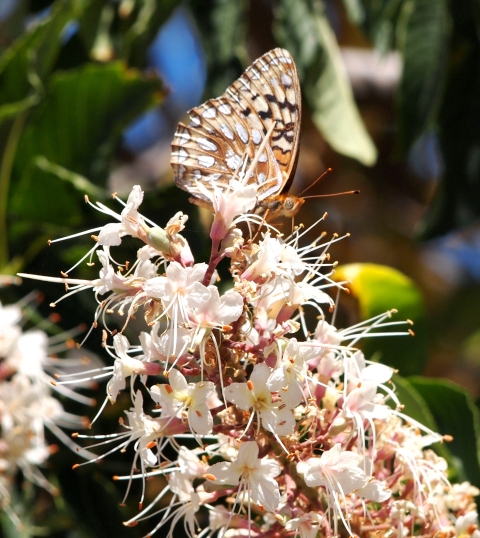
[170,48,305,220]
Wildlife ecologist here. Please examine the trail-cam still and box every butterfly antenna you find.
[297,168,333,197]
[302,190,360,199]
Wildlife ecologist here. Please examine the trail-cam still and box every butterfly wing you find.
[171,48,301,204]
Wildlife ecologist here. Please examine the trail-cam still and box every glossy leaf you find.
[120,0,181,68]
[334,263,427,374]
[8,61,162,230]
[409,377,480,486]
[421,2,480,238]
[189,0,248,98]
[359,0,405,53]
[392,374,453,466]
[14,62,162,180]
[274,0,377,165]
[0,0,88,108]
[397,0,449,153]
[10,157,101,227]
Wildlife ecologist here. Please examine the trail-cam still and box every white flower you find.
[186,283,243,330]
[267,338,310,407]
[0,301,22,357]
[456,511,480,538]
[107,334,161,403]
[177,446,208,479]
[150,368,215,435]
[297,444,367,493]
[195,180,257,240]
[285,511,324,538]
[226,362,295,436]
[144,262,208,325]
[206,441,281,512]
[296,444,367,535]
[97,185,144,246]
[123,390,163,467]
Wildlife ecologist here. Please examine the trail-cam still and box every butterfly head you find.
[257,193,305,220]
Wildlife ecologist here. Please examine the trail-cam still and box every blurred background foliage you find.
[1,0,480,535]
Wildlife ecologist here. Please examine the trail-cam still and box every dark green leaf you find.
[0,95,39,127]
[274,0,377,165]
[397,0,449,153]
[392,374,454,467]
[12,61,163,183]
[392,374,437,429]
[334,263,427,374]
[10,157,102,227]
[189,0,248,98]
[420,2,480,238]
[120,0,181,69]
[358,0,404,53]
[0,0,88,107]
[409,377,480,486]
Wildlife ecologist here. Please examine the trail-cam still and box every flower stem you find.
[202,238,223,286]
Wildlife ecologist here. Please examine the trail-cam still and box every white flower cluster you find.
[19,186,480,538]
[0,288,94,528]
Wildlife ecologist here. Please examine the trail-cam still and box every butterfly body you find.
[171,48,302,218]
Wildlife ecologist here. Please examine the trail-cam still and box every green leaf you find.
[419,2,480,238]
[11,157,104,227]
[392,374,454,466]
[0,0,88,108]
[120,0,181,69]
[396,0,449,153]
[334,263,427,374]
[358,0,404,53]
[409,377,480,486]
[392,374,437,429]
[12,61,163,183]
[274,0,377,165]
[0,94,40,126]
[189,0,248,98]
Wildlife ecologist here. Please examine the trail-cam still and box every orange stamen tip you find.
[113,476,119,480]
[146,441,156,449]
[72,464,80,470]
[72,432,79,438]
[247,380,254,390]
[222,325,233,331]
[60,271,68,277]
[165,384,173,394]
[443,434,453,442]
[408,329,415,336]
[205,474,216,481]
[50,380,57,386]
[139,502,143,510]
[47,239,52,245]
[123,521,138,527]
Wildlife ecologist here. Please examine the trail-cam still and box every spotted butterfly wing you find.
[171,48,302,214]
